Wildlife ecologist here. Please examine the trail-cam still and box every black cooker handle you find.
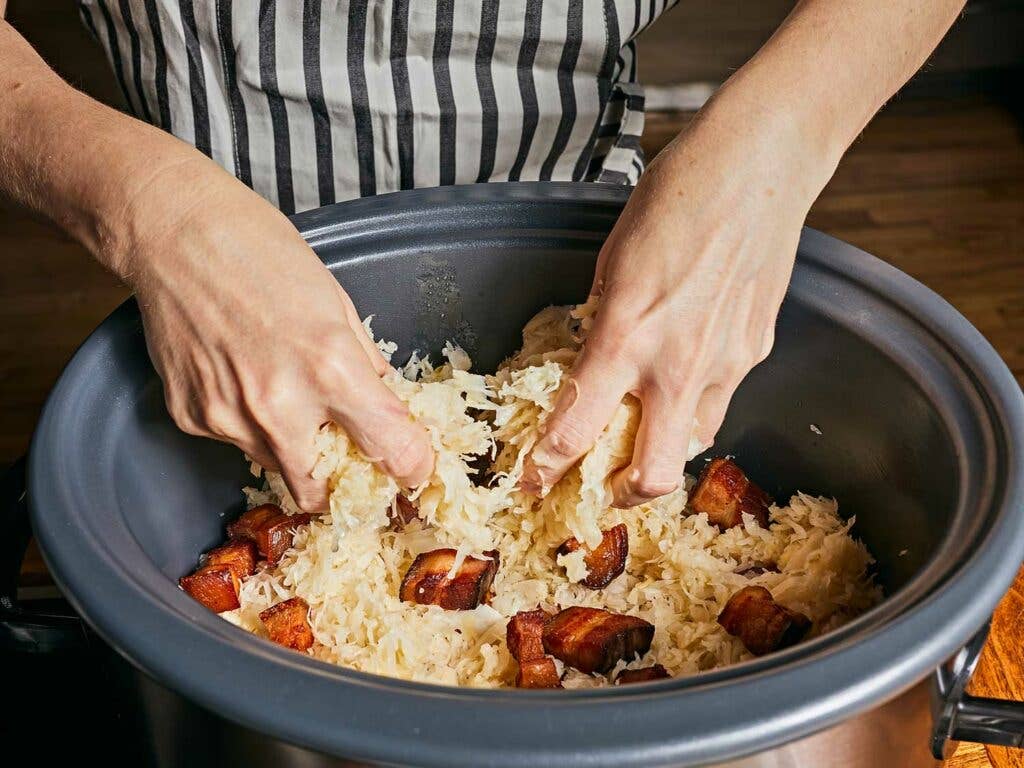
[0,457,89,653]
[931,620,1024,758]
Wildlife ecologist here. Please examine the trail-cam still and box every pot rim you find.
[29,182,1024,767]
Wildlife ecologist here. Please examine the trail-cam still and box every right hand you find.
[118,161,434,511]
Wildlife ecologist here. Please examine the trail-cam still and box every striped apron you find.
[78,1,675,214]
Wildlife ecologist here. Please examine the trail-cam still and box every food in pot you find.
[259,597,314,651]
[179,565,240,613]
[557,524,628,589]
[389,495,421,530]
[186,304,879,688]
[717,586,812,656]
[689,458,772,529]
[515,657,563,689]
[542,607,655,675]
[507,609,563,688]
[506,609,550,662]
[615,664,670,684]
[203,539,258,581]
[227,503,312,565]
[399,548,500,610]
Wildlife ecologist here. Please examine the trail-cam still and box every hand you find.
[524,105,828,508]
[121,163,434,510]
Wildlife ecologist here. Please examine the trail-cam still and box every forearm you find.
[660,0,965,198]
[0,21,225,283]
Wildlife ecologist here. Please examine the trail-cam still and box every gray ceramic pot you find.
[5,183,1024,767]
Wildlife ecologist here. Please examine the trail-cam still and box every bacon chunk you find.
[179,565,239,613]
[557,524,628,589]
[227,504,312,565]
[203,539,257,581]
[718,586,811,656]
[399,549,500,610]
[389,495,421,530]
[542,607,655,674]
[506,609,550,662]
[226,503,279,540]
[616,664,670,685]
[516,657,563,689]
[689,458,772,529]
[259,597,314,651]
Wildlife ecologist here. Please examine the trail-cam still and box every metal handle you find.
[931,620,1024,757]
[0,457,89,653]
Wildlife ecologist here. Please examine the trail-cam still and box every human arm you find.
[523,0,966,506]
[0,19,433,509]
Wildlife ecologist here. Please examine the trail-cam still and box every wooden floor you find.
[4,98,1023,766]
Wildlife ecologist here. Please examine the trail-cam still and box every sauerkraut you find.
[222,305,881,687]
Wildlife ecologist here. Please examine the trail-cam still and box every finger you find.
[521,343,633,496]
[327,359,435,488]
[266,429,330,512]
[337,285,391,376]
[694,380,738,449]
[610,387,700,508]
[234,436,280,473]
[589,243,612,299]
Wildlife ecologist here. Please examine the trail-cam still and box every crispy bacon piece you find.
[516,657,563,689]
[542,607,655,675]
[389,495,421,530]
[259,597,314,651]
[616,664,670,685]
[689,458,772,529]
[227,504,312,565]
[506,609,550,662]
[717,586,811,656]
[203,539,257,581]
[557,524,628,589]
[179,565,240,613]
[399,549,500,610]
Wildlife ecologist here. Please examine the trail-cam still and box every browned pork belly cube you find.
[399,549,500,610]
[204,539,258,581]
[516,657,563,689]
[717,586,811,656]
[506,609,550,662]
[179,565,240,613]
[228,503,312,565]
[615,664,670,684]
[259,597,314,651]
[689,458,772,529]
[542,607,655,675]
[227,503,280,540]
[557,523,628,589]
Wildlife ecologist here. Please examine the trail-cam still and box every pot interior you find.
[33,183,1024,767]
[117,191,959,605]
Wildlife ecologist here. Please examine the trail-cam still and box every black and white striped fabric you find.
[79,1,676,214]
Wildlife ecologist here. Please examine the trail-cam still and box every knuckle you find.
[166,397,202,436]
[291,491,321,513]
[544,417,589,459]
[198,401,235,438]
[384,428,432,482]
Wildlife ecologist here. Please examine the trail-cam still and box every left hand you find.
[523,104,829,508]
